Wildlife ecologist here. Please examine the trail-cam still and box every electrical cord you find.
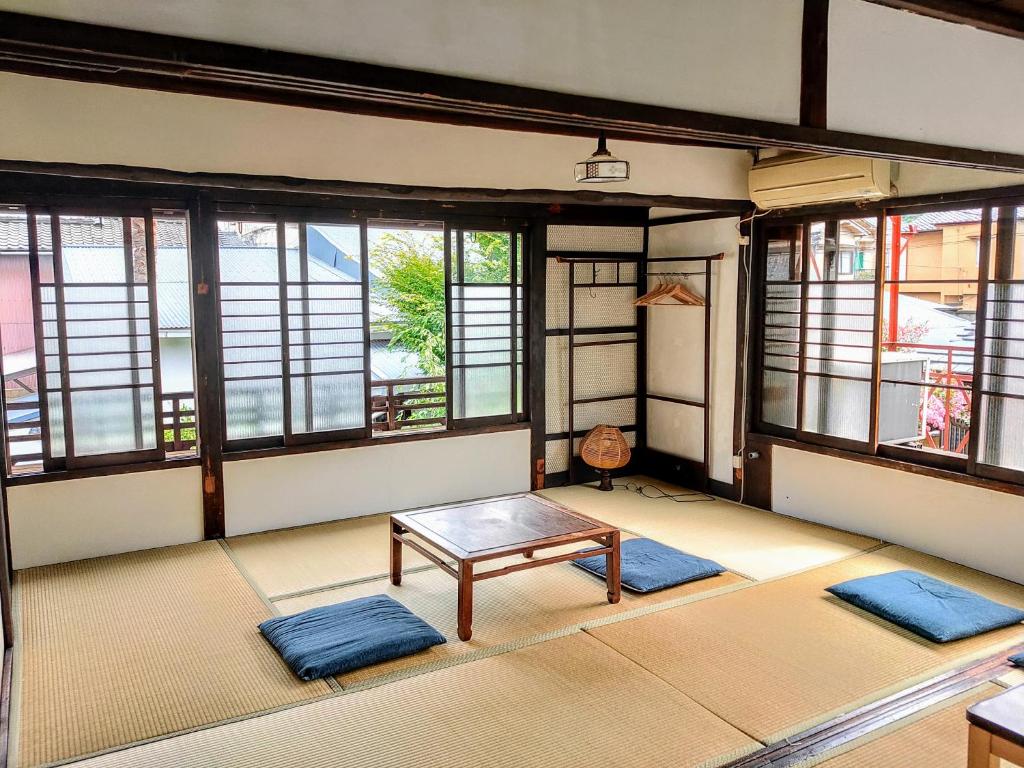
[611,480,715,503]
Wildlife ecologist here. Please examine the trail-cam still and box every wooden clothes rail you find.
[640,252,722,489]
[564,256,642,484]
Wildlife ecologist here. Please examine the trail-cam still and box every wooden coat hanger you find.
[634,280,705,306]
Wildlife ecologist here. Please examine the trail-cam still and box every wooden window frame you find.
[445,219,529,430]
[24,205,174,472]
[216,209,371,453]
[752,194,1024,488]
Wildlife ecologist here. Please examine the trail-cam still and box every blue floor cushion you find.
[259,594,446,680]
[1010,652,1024,667]
[826,570,1024,644]
[572,537,725,593]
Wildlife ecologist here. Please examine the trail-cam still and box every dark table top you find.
[968,684,1024,748]
[393,494,613,560]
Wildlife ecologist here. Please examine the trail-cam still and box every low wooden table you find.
[390,493,621,641]
[967,684,1024,768]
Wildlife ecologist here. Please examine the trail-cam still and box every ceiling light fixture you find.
[574,131,630,183]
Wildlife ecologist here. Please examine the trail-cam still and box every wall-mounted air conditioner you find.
[749,153,891,209]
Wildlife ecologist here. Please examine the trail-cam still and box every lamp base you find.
[597,470,613,492]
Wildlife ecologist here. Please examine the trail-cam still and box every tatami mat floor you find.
[540,478,881,581]
[9,479,1023,768]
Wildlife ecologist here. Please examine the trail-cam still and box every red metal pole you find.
[943,347,952,451]
[888,215,901,345]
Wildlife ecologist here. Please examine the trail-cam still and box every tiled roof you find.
[901,210,982,232]
[0,215,244,251]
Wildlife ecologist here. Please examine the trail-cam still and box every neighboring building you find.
[896,209,1024,311]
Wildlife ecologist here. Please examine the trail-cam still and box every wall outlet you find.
[737,234,750,246]
[731,454,743,469]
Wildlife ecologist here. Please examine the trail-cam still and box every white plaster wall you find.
[223,429,530,536]
[829,0,1024,155]
[8,465,204,568]
[0,0,803,123]
[773,446,1024,585]
[896,162,1024,197]
[646,217,740,486]
[0,73,752,201]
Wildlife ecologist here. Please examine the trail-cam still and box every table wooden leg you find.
[390,519,403,587]
[606,530,621,604]
[458,560,474,641]
[524,549,534,558]
[967,725,994,768]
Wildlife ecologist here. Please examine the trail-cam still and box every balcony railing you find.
[4,400,43,472]
[3,390,198,474]
[881,342,973,454]
[162,391,197,455]
[370,376,446,434]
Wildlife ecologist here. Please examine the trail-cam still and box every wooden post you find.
[390,519,403,586]
[188,193,226,540]
[528,222,547,489]
[606,530,621,604]
[457,560,474,641]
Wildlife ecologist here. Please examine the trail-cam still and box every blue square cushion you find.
[1010,652,1024,667]
[572,537,725,593]
[826,570,1024,644]
[259,594,446,680]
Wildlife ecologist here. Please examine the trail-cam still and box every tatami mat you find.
[71,633,761,768]
[13,541,331,768]
[226,514,431,598]
[588,544,1024,744]
[805,684,1004,768]
[275,555,748,687]
[540,478,880,580]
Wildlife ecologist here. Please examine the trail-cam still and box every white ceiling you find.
[0,0,804,124]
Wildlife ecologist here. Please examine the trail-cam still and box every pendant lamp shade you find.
[574,131,630,183]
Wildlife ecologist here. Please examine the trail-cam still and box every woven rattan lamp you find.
[580,425,631,491]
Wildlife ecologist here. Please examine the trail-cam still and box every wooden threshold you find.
[723,642,1024,767]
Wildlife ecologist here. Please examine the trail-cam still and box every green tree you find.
[371,231,513,377]
[462,231,512,283]
[371,231,447,376]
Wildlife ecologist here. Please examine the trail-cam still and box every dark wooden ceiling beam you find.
[1,12,1024,171]
[864,0,1024,40]
[800,0,830,129]
[0,160,750,212]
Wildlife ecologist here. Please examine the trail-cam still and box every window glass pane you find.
[802,375,871,442]
[462,231,510,284]
[978,205,1024,471]
[218,219,283,440]
[760,230,801,428]
[368,223,446,434]
[880,208,982,458]
[56,215,161,458]
[762,368,797,428]
[453,365,511,419]
[154,215,197,457]
[450,230,515,422]
[289,223,366,435]
[801,220,876,443]
[0,207,43,473]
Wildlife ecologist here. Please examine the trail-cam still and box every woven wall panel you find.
[574,398,636,433]
[547,225,644,253]
[545,439,569,474]
[573,285,637,328]
[574,341,637,401]
[545,259,570,330]
[545,335,569,434]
